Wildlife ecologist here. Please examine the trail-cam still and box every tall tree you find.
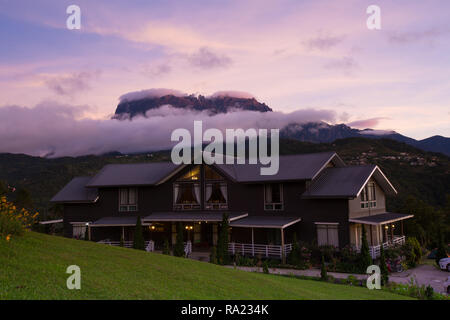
[379,245,389,285]
[359,224,372,273]
[173,222,185,257]
[217,213,230,265]
[133,216,145,250]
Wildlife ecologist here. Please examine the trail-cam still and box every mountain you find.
[281,122,450,156]
[114,94,272,119]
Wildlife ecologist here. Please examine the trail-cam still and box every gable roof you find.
[302,165,397,199]
[85,162,184,187]
[214,151,343,182]
[51,177,98,203]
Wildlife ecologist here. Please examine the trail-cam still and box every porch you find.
[349,212,413,259]
[229,216,301,262]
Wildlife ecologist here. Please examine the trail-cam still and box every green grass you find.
[0,232,412,300]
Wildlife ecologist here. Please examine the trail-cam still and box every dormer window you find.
[361,182,376,208]
[119,188,137,212]
[204,166,227,210]
[264,183,283,210]
[174,165,201,210]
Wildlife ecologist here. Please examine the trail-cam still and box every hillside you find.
[0,232,411,300]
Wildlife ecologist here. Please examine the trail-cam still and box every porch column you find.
[390,224,394,243]
[87,223,91,241]
[122,226,125,241]
[401,221,404,236]
[369,225,373,246]
[251,228,254,256]
[281,228,285,264]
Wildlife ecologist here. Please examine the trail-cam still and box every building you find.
[51,151,413,260]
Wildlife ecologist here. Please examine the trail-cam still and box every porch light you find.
[185,225,193,230]
[391,224,395,228]
[384,225,388,230]
[150,225,156,231]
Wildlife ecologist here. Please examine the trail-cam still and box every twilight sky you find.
[0,0,449,149]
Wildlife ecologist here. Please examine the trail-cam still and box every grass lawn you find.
[0,232,413,300]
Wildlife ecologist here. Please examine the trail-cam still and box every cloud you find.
[324,56,358,74]
[119,88,187,102]
[347,117,388,129]
[387,27,450,44]
[141,63,172,78]
[303,32,345,50]
[44,71,101,96]
[187,47,232,69]
[0,102,340,157]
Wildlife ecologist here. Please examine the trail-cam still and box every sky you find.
[0,0,449,156]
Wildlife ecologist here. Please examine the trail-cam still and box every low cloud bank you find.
[0,102,342,157]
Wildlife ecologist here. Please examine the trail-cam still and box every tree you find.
[119,232,124,247]
[359,224,372,272]
[162,238,171,255]
[84,225,90,241]
[217,213,229,265]
[0,181,8,196]
[288,233,301,266]
[14,188,33,211]
[173,222,185,257]
[379,245,389,285]
[209,246,217,264]
[435,226,447,266]
[133,216,145,250]
[320,255,328,281]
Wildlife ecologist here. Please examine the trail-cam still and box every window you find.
[264,183,283,210]
[204,166,227,210]
[174,166,201,210]
[316,223,339,247]
[72,223,87,239]
[119,188,138,211]
[360,182,376,209]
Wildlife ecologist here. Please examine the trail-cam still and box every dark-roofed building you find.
[51,151,412,260]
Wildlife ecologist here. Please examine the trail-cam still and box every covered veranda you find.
[349,212,414,259]
[229,216,302,263]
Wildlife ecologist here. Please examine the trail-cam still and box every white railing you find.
[356,235,405,259]
[228,242,293,259]
[184,241,192,256]
[98,240,154,251]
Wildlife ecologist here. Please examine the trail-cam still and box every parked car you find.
[444,276,450,295]
[439,257,450,271]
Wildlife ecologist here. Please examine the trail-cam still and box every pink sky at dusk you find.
[0,0,449,146]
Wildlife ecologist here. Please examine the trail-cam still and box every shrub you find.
[379,245,389,285]
[173,222,185,257]
[262,261,269,274]
[162,239,171,255]
[401,237,422,268]
[132,216,145,250]
[425,285,434,300]
[217,213,230,265]
[320,255,328,281]
[288,233,301,266]
[435,227,447,266]
[358,225,372,272]
[209,246,217,263]
[0,196,38,241]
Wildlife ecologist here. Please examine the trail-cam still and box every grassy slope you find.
[0,232,411,300]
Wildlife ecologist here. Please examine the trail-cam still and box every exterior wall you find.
[348,178,386,219]
[62,163,353,247]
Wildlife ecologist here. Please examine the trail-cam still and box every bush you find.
[401,237,422,268]
[210,246,217,264]
[358,225,372,272]
[0,196,38,241]
[435,227,447,266]
[320,255,328,281]
[173,222,185,257]
[287,233,301,266]
[379,246,389,285]
[132,216,145,250]
[262,261,269,274]
[217,213,230,265]
[163,239,171,255]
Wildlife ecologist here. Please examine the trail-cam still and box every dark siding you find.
[62,164,351,247]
